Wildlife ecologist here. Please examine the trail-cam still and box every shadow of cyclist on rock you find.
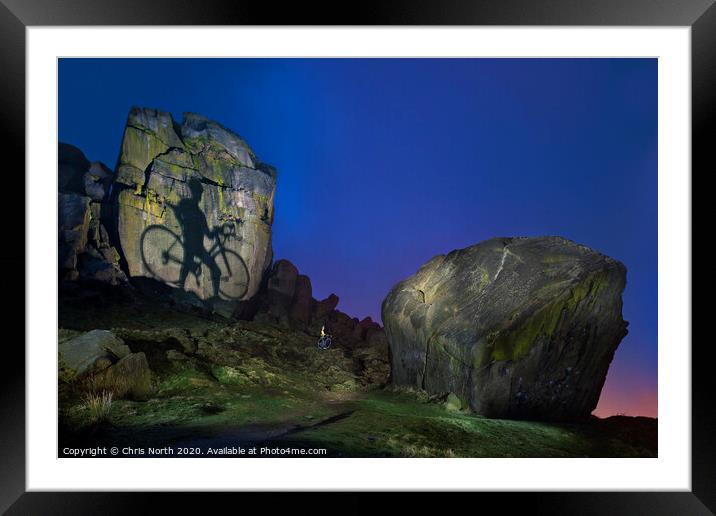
[170,177,222,298]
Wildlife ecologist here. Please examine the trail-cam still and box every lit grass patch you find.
[82,391,113,425]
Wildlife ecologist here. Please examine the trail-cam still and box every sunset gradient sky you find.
[59,58,657,417]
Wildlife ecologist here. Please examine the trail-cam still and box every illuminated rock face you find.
[382,236,628,422]
[113,107,276,312]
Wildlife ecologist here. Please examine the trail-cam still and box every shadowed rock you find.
[314,294,339,320]
[253,259,390,352]
[289,274,313,327]
[84,162,113,201]
[58,193,91,273]
[58,144,126,285]
[382,236,628,421]
[266,259,299,323]
[59,143,90,194]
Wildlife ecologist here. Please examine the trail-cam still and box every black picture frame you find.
[2,0,710,513]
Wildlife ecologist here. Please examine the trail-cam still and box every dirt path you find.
[166,398,360,453]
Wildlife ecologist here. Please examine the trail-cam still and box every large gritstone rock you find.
[113,107,276,310]
[382,237,628,421]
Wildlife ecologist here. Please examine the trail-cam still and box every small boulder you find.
[95,352,153,400]
[444,392,465,412]
[58,329,130,382]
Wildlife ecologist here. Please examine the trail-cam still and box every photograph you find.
[1,0,709,507]
[56,57,658,459]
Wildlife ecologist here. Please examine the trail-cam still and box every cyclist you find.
[317,325,332,350]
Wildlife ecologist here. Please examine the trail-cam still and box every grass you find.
[58,296,656,458]
[62,372,655,457]
[81,368,151,401]
[82,391,113,425]
[272,390,656,458]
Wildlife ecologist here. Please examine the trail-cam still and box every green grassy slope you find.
[58,292,656,458]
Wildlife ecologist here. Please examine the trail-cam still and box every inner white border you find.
[27,27,691,491]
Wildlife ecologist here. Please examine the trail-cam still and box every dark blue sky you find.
[58,58,657,416]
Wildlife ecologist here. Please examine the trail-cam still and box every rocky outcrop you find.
[382,236,628,421]
[265,259,299,323]
[59,142,90,194]
[314,293,339,320]
[58,193,91,275]
[289,275,313,326]
[84,162,113,202]
[255,259,390,351]
[58,144,127,285]
[112,107,276,312]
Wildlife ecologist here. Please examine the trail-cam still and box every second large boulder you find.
[382,236,628,421]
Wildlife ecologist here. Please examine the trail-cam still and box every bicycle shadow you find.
[139,177,250,301]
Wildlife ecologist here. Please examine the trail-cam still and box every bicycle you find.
[317,326,332,350]
[140,221,250,300]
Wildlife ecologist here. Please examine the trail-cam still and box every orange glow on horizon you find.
[593,385,657,418]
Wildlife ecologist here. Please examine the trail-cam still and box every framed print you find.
[2,0,711,512]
